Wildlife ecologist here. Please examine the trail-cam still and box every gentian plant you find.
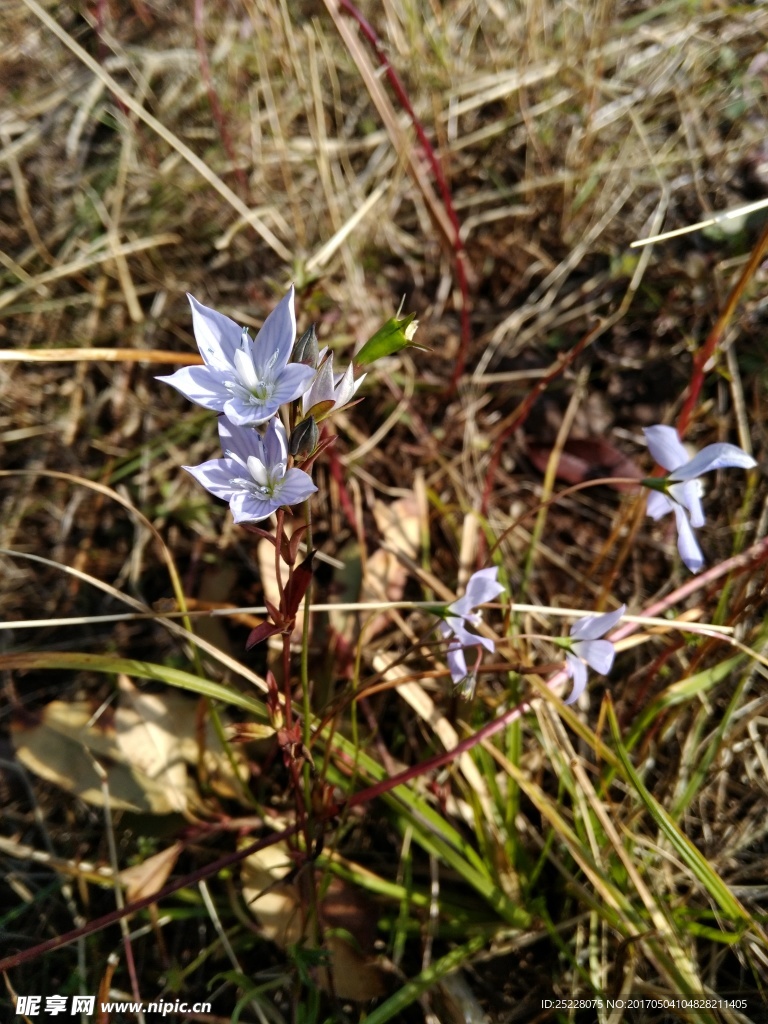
[436,568,505,696]
[559,605,625,705]
[642,425,756,573]
[184,416,317,524]
[158,288,315,426]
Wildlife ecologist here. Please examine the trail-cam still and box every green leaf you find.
[607,700,752,927]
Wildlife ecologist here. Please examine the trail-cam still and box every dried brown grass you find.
[2,0,768,1017]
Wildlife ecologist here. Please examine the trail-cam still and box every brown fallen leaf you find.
[241,843,387,1001]
[11,681,247,815]
[115,679,190,813]
[11,700,180,814]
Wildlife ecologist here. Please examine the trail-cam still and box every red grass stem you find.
[335,0,471,391]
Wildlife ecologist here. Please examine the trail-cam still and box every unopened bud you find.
[354,311,419,366]
[289,416,319,460]
[293,323,319,366]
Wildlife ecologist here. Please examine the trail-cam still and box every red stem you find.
[676,219,768,438]
[336,0,471,391]
[5,536,766,973]
[194,0,249,196]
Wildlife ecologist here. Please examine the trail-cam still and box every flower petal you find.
[669,442,757,481]
[183,458,240,501]
[464,567,505,607]
[230,492,279,523]
[446,594,477,619]
[672,503,704,573]
[646,490,674,520]
[442,615,494,651]
[303,358,335,413]
[234,346,259,390]
[222,396,279,427]
[563,653,588,705]
[251,285,296,372]
[246,455,271,489]
[573,638,616,675]
[669,479,705,528]
[333,363,357,407]
[273,467,318,506]
[262,417,289,466]
[218,417,264,463]
[446,645,468,685]
[270,364,316,405]
[570,604,625,641]
[188,294,241,370]
[156,366,229,411]
[643,425,690,472]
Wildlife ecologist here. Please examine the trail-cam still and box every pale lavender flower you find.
[301,351,366,421]
[438,567,505,692]
[563,604,625,705]
[158,287,315,427]
[644,425,756,573]
[184,416,317,523]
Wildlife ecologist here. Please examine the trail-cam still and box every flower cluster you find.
[437,571,625,704]
[159,288,759,707]
[159,288,363,523]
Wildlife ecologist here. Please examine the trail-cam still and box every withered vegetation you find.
[1,1,768,1020]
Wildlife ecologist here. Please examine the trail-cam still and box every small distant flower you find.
[184,416,317,523]
[563,605,625,705]
[643,425,756,573]
[158,287,315,427]
[301,352,366,421]
[437,568,505,692]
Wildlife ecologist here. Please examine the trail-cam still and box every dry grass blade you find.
[20,0,292,261]
[3,0,768,1018]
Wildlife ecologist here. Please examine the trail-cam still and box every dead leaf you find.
[11,701,178,814]
[118,842,182,902]
[117,677,246,801]
[363,494,421,638]
[241,844,387,1000]
[372,493,420,558]
[11,681,247,814]
[115,678,190,813]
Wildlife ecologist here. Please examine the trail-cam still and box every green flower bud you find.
[293,323,319,367]
[354,311,419,367]
[289,415,319,460]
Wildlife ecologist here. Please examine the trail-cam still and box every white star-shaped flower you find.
[644,425,756,573]
[158,287,315,427]
[184,416,317,523]
[563,605,625,705]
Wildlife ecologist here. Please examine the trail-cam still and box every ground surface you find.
[2,2,768,1022]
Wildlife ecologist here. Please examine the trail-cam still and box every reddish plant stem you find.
[194,0,249,196]
[326,440,359,533]
[480,321,606,530]
[336,0,471,390]
[5,537,765,974]
[676,219,768,438]
[0,824,300,973]
[282,633,293,731]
